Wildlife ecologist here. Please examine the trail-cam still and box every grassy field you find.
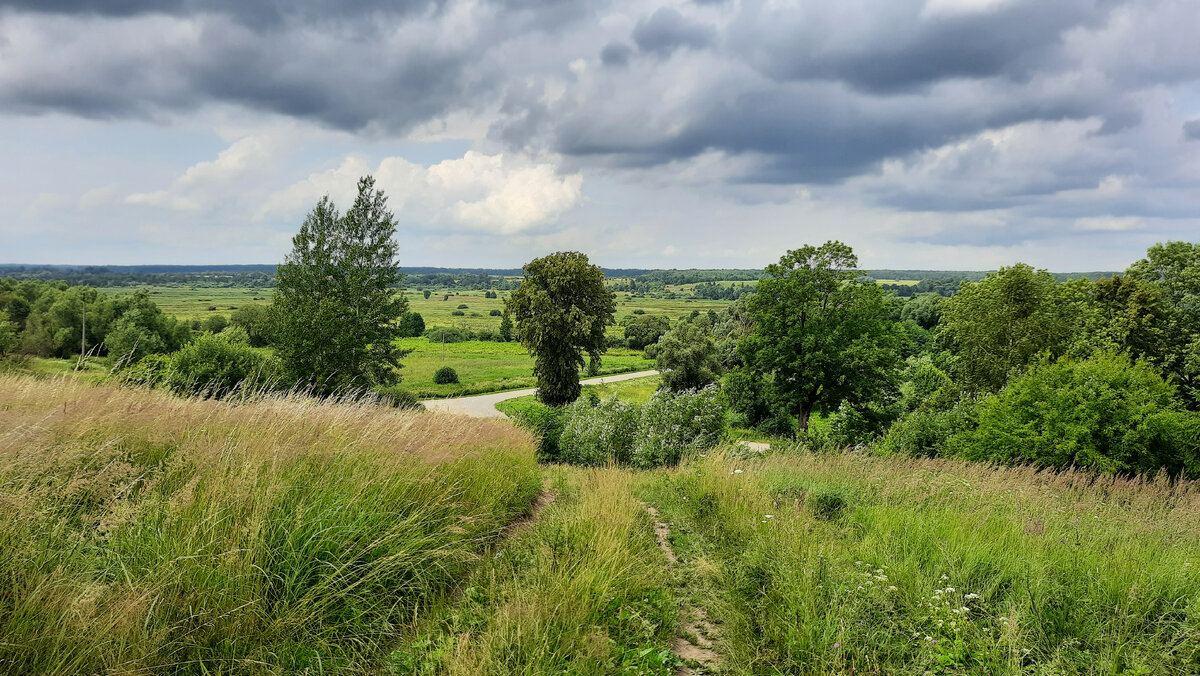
[639,451,1200,674]
[399,338,651,398]
[0,375,540,674]
[5,373,1199,673]
[105,285,734,339]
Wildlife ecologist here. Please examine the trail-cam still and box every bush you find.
[451,310,465,316]
[457,304,469,309]
[877,398,978,457]
[375,385,425,410]
[809,489,848,520]
[950,353,1200,476]
[656,322,721,392]
[432,366,459,385]
[633,309,646,315]
[165,333,285,398]
[399,311,425,338]
[631,386,727,468]
[624,315,670,350]
[119,353,173,388]
[510,404,566,463]
[489,309,502,317]
[560,395,640,466]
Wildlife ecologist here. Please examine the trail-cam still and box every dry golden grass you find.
[0,375,540,675]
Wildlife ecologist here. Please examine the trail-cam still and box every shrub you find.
[489,309,502,316]
[457,304,469,309]
[809,489,848,520]
[119,353,173,388]
[432,366,459,385]
[633,309,645,315]
[656,322,721,391]
[559,395,640,466]
[877,399,978,457]
[399,311,425,338]
[510,404,566,463]
[624,315,670,350]
[631,386,727,468]
[451,310,465,316]
[375,385,425,410]
[165,333,284,398]
[950,353,1200,476]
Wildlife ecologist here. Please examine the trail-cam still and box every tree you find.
[231,305,272,347]
[506,252,616,406]
[900,292,943,330]
[423,289,432,300]
[203,314,228,333]
[741,241,900,433]
[1126,242,1200,406]
[271,176,408,395]
[0,310,17,357]
[938,264,1075,392]
[624,314,670,349]
[656,322,721,392]
[498,312,514,342]
[399,311,425,338]
[105,309,168,368]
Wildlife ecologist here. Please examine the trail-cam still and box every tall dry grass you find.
[0,375,540,674]
[642,450,1200,674]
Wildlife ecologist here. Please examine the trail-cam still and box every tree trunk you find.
[797,405,812,434]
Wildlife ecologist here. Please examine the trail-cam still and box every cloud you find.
[632,7,716,56]
[1074,216,1144,231]
[260,150,583,235]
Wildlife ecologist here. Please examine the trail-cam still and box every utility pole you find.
[441,328,445,362]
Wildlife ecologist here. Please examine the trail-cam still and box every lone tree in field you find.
[507,252,616,406]
[742,241,900,433]
[272,176,408,395]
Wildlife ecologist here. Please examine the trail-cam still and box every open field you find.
[104,284,734,335]
[398,338,650,398]
[0,375,541,674]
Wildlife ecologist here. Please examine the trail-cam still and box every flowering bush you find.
[553,386,727,468]
[630,386,727,468]
[559,395,640,466]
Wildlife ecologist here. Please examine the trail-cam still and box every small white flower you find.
[764,514,775,519]
[965,593,980,600]
[886,585,898,592]
[733,469,744,475]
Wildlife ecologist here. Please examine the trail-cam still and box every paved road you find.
[421,370,661,418]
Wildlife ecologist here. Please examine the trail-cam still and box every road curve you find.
[421,369,660,418]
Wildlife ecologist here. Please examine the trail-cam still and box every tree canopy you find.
[271,176,408,395]
[506,252,616,406]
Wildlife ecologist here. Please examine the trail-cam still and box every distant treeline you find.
[0,264,1118,297]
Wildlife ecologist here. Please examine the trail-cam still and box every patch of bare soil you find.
[646,505,721,675]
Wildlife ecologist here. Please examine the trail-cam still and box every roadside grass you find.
[495,374,664,416]
[0,375,541,674]
[399,338,649,398]
[640,450,1200,675]
[389,466,680,676]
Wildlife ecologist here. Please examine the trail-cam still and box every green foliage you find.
[451,309,465,316]
[939,264,1075,392]
[230,304,272,346]
[655,321,722,392]
[498,312,513,342]
[0,310,20,357]
[507,252,616,407]
[432,366,459,385]
[117,353,173,388]
[507,402,566,463]
[164,332,284,398]
[202,313,228,333]
[742,241,901,431]
[457,304,469,309]
[560,395,641,466]
[899,292,943,329]
[624,314,670,350]
[271,176,408,395]
[398,311,426,338]
[950,353,1200,477]
[488,309,501,316]
[104,309,169,368]
[1125,241,1200,406]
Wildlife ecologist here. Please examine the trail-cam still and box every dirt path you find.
[646,505,721,676]
[420,369,660,418]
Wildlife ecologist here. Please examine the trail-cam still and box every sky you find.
[1,0,1198,271]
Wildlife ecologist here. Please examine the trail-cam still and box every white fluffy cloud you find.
[260,150,583,235]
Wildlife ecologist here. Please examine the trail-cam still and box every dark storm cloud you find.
[727,0,1121,93]
[632,7,716,56]
[1184,119,1200,140]
[600,41,634,67]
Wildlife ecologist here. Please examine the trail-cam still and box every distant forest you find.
[0,263,1117,296]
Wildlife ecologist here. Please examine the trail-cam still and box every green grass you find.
[496,374,663,416]
[398,338,651,399]
[0,375,541,674]
[639,450,1200,674]
[389,467,679,675]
